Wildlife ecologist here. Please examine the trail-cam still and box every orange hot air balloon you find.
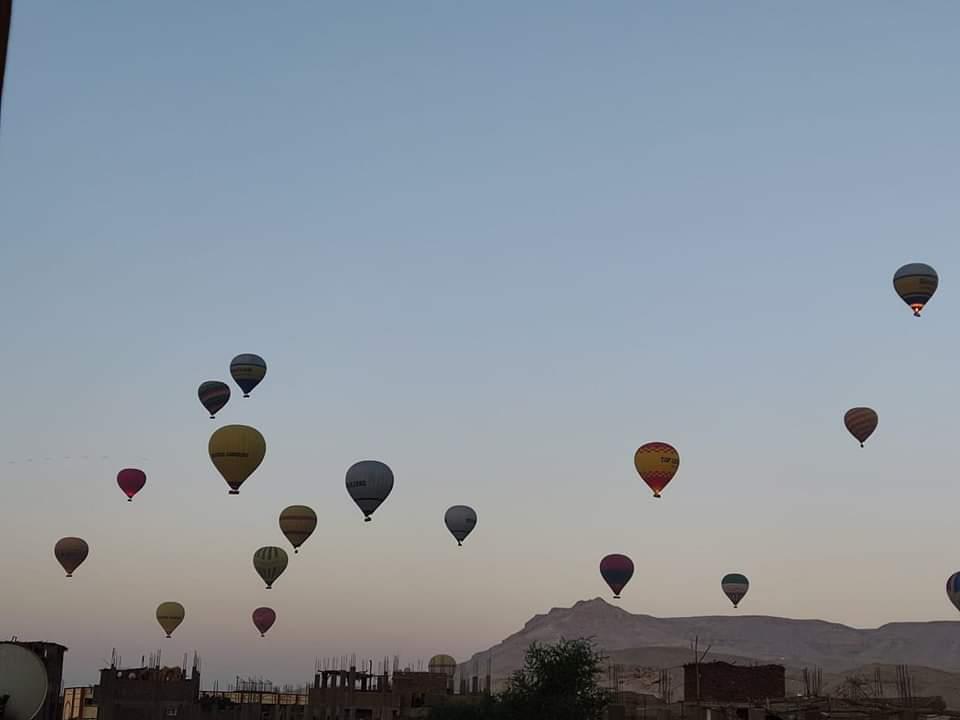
[844,407,878,447]
[634,442,679,498]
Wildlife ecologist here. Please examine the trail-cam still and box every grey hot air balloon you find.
[444,505,477,547]
[345,460,394,522]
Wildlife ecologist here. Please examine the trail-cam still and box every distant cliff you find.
[460,597,960,682]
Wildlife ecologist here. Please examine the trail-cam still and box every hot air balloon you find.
[209,425,266,494]
[428,655,458,678]
[253,546,288,589]
[252,607,276,637]
[117,468,146,502]
[279,505,317,554]
[721,573,750,608]
[894,263,938,317]
[428,655,457,691]
[54,537,88,578]
[600,554,634,599]
[444,505,477,546]
[230,354,267,397]
[634,442,679,498]
[345,460,394,522]
[844,407,878,448]
[198,381,231,419]
[947,573,960,613]
[156,602,185,638]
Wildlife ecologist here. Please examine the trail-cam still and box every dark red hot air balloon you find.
[600,554,634,599]
[117,468,146,501]
[252,607,276,637]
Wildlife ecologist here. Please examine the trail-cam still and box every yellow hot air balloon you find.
[209,425,266,494]
[156,602,185,638]
[279,505,317,554]
[633,442,680,498]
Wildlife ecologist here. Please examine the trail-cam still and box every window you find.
[165,707,178,717]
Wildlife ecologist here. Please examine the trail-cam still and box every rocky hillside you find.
[460,598,960,685]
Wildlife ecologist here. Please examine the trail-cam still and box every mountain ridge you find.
[462,597,960,681]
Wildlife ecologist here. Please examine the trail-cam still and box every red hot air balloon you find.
[117,468,146,501]
[252,607,276,637]
[600,554,634,599]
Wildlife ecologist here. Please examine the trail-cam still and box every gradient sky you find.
[2,1,960,688]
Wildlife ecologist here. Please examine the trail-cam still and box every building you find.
[684,663,786,704]
[308,666,453,719]
[1,641,68,720]
[95,661,200,720]
[63,687,98,720]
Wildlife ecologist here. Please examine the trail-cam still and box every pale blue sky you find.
[2,2,960,687]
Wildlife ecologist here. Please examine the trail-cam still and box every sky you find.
[2,1,960,688]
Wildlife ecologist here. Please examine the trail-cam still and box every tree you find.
[497,637,612,720]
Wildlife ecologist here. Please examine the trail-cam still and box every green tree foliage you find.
[499,637,611,720]
[430,637,611,720]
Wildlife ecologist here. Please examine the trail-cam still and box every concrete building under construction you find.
[71,651,491,720]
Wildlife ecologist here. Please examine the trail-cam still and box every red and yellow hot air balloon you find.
[634,442,679,498]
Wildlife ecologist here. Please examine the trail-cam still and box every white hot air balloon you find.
[345,461,394,522]
[444,505,477,547]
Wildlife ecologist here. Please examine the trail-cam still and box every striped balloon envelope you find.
[947,572,960,613]
[279,505,317,554]
[230,354,267,397]
[721,573,750,608]
[253,546,288,589]
[843,407,878,448]
[893,263,938,317]
[600,554,634,599]
[198,381,231,419]
[634,442,680,498]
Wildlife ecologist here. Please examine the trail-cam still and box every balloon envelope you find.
[721,573,750,608]
[230,354,267,397]
[844,407,878,447]
[252,607,276,637]
[893,263,938,316]
[198,381,231,419]
[209,425,266,494]
[279,505,317,553]
[444,505,477,546]
[345,460,394,521]
[428,655,457,678]
[156,602,185,638]
[600,554,634,599]
[54,537,88,577]
[634,442,680,498]
[947,572,960,613]
[117,468,146,501]
[253,546,288,589]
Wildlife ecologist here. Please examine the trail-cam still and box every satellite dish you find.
[0,643,50,720]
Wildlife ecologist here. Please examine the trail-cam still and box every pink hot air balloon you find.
[252,607,276,637]
[117,468,147,502]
